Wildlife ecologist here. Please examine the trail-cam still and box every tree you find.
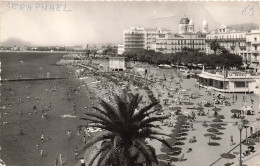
[80,93,171,166]
[103,46,118,56]
[209,39,221,54]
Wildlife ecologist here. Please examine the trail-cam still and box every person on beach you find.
[83,135,86,144]
[40,149,43,157]
[67,130,72,141]
[80,157,86,166]
[54,158,59,166]
[230,135,234,146]
[74,147,79,160]
[41,134,44,143]
[59,154,63,166]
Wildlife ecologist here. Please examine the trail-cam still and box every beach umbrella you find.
[174,141,185,146]
[215,132,224,135]
[204,133,215,143]
[221,153,236,159]
[218,126,226,130]
[210,123,222,128]
[216,115,225,119]
[183,102,194,105]
[242,119,249,125]
[212,119,223,123]
[207,128,219,133]
[220,153,236,164]
[211,136,222,140]
[161,146,181,153]
[167,150,182,156]
[165,138,177,145]
[212,107,221,111]
[231,109,241,114]
[208,142,220,146]
[157,154,171,160]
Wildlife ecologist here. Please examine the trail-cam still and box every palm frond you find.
[146,135,172,149]
[132,102,159,122]
[139,116,168,127]
[128,94,142,118]
[83,112,117,129]
[99,99,122,120]
[135,139,158,164]
[88,142,111,166]
[114,95,129,124]
[79,132,115,154]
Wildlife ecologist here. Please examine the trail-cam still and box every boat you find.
[158,64,172,69]
[179,66,189,72]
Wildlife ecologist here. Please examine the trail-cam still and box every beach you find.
[0,52,260,166]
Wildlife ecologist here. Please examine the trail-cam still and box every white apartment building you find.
[206,25,260,73]
[206,25,247,55]
[117,44,125,55]
[155,17,208,54]
[241,29,260,73]
[122,27,171,52]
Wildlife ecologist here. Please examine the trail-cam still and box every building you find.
[206,25,260,73]
[117,44,125,55]
[205,24,247,55]
[155,32,207,54]
[241,29,260,73]
[108,57,125,71]
[155,17,208,54]
[197,69,260,93]
[123,27,171,51]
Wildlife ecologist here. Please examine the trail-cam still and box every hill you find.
[0,38,32,47]
[226,23,259,32]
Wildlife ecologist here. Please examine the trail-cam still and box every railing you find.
[205,38,246,42]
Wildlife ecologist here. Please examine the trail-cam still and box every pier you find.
[0,77,67,82]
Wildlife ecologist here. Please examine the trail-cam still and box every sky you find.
[1,1,259,46]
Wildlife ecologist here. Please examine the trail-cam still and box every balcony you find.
[205,38,246,42]
[251,41,260,45]
[251,50,260,54]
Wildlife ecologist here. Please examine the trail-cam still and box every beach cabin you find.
[197,70,260,93]
[108,57,125,71]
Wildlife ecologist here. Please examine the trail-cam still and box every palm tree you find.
[79,93,171,166]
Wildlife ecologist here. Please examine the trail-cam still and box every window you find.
[255,38,257,41]
[234,82,248,88]
[255,46,257,50]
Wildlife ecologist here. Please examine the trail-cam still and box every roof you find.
[109,56,126,59]
[180,17,189,24]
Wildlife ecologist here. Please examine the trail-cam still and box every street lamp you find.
[238,123,244,166]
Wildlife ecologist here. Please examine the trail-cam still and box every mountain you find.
[0,38,32,47]
[226,23,259,32]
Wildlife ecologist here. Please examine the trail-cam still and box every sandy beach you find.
[1,52,260,166]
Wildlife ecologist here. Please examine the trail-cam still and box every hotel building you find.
[205,25,247,55]
[122,27,171,52]
[121,17,208,54]
[206,25,260,73]
[241,29,260,72]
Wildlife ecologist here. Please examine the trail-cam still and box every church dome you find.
[180,17,190,24]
